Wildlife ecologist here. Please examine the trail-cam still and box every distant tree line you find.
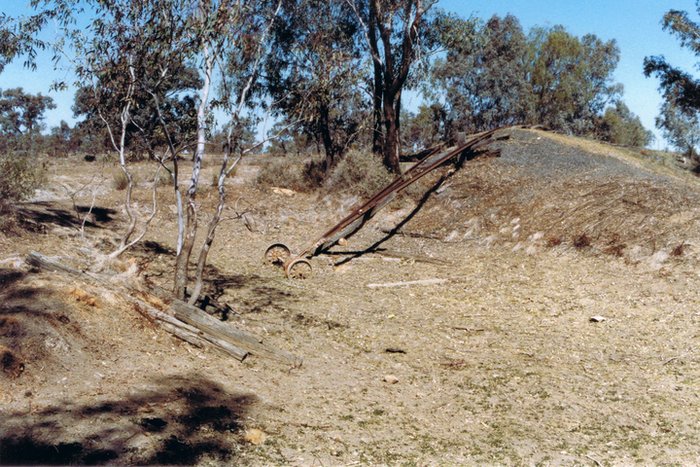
[2,3,664,168]
[402,14,652,150]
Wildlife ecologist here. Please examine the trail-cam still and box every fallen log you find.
[26,251,300,366]
[171,300,302,366]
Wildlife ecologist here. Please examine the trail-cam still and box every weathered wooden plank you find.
[171,299,302,367]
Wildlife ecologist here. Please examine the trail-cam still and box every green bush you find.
[0,153,46,202]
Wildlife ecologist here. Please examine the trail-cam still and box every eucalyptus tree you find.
[431,16,624,138]
[644,4,700,157]
[183,0,282,304]
[266,0,366,174]
[597,101,653,148]
[39,0,172,259]
[431,14,529,137]
[0,87,56,151]
[21,0,281,303]
[657,100,700,158]
[347,0,438,173]
[529,26,622,134]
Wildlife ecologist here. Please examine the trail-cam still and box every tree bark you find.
[318,101,338,170]
[382,90,401,173]
[368,2,384,155]
[174,42,213,300]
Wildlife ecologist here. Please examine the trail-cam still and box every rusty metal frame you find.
[268,128,502,278]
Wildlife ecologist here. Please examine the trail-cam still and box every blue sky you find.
[1,0,698,149]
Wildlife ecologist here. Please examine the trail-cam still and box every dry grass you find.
[256,156,313,192]
[540,130,696,185]
[257,150,393,198]
[112,169,129,190]
[325,149,393,198]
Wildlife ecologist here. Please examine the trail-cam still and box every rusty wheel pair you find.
[264,243,313,279]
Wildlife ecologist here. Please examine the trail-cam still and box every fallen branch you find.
[371,249,451,265]
[26,251,300,366]
[366,278,448,288]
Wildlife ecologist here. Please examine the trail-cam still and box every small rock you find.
[383,374,399,384]
[589,315,607,323]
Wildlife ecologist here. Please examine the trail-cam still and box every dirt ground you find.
[2,128,700,465]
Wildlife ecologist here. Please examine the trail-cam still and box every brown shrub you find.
[256,156,314,192]
[112,169,129,191]
[545,236,563,247]
[604,243,626,257]
[573,233,591,249]
[671,243,687,257]
[325,150,393,198]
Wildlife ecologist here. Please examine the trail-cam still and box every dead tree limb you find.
[25,252,300,366]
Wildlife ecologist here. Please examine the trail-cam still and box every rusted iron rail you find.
[265,128,503,278]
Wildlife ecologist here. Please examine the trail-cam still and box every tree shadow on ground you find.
[15,202,117,231]
[332,169,453,267]
[329,146,490,267]
[135,240,176,257]
[0,374,257,465]
[202,264,300,316]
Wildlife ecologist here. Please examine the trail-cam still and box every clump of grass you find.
[671,243,687,257]
[112,169,129,191]
[604,234,626,257]
[545,236,562,247]
[156,169,172,187]
[604,243,626,257]
[257,150,394,198]
[0,153,46,201]
[0,153,46,234]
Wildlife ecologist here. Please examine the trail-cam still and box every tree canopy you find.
[429,15,626,144]
[0,87,55,150]
[645,4,700,157]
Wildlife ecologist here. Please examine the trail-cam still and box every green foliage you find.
[597,102,653,147]
[529,26,622,134]
[432,14,530,137]
[70,47,200,158]
[402,104,447,151]
[0,152,45,202]
[266,0,366,169]
[0,87,56,151]
[644,5,700,156]
[429,15,631,146]
[656,101,700,158]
